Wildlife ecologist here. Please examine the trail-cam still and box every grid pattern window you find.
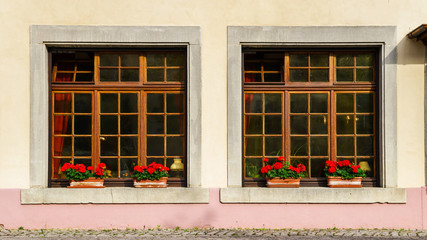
[50,49,187,187]
[243,49,377,187]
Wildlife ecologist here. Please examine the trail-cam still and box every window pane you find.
[54,93,72,113]
[290,54,308,67]
[120,137,138,156]
[265,94,282,113]
[74,158,91,167]
[101,115,118,134]
[336,93,354,113]
[336,115,354,134]
[147,94,164,113]
[74,94,92,113]
[121,54,139,67]
[310,54,329,67]
[53,116,72,135]
[310,93,328,113]
[100,93,118,113]
[356,54,373,66]
[245,115,262,134]
[310,136,328,156]
[120,93,138,113]
[147,69,164,82]
[291,137,308,156]
[245,158,262,178]
[264,73,281,82]
[310,69,328,82]
[290,115,308,134]
[357,158,374,177]
[311,158,328,177]
[147,115,164,134]
[166,158,185,178]
[147,137,164,156]
[121,69,139,82]
[290,94,308,113]
[167,115,184,134]
[245,137,262,156]
[56,73,74,82]
[167,137,184,156]
[100,69,118,82]
[147,158,164,166]
[100,137,118,156]
[264,115,282,134]
[336,54,353,66]
[167,93,184,113]
[75,73,93,82]
[264,61,282,71]
[101,158,118,178]
[356,115,374,134]
[357,136,374,156]
[53,137,72,156]
[310,115,328,134]
[265,137,282,156]
[120,115,138,134]
[147,54,164,66]
[100,54,119,66]
[289,69,308,82]
[166,54,185,67]
[337,136,354,156]
[336,69,353,82]
[356,93,374,113]
[74,137,91,156]
[245,93,262,113]
[167,69,184,82]
[244,73,262,82]
[356,69,373,82]
[244,61,262,71]
[74,116,91,135]
[120,158,138,178]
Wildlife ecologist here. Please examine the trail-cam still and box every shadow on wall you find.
[396,35,425,65]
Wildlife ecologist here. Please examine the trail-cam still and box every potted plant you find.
[260,157,307,188]
[324,160,366,188]
[60,163,110,188]
[131,162,170,188]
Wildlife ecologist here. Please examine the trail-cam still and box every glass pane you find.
[245,158,262,178]
[166,54,185,67]
[74,94,92,113]
[245,137,262,156]
[147,94,164,113]
[357,136,374,156]
[265,115,282,134]
[356,69,373,82]
[53,137,72,156]
[290,54,308,67]
[310,69,328,82]
[265,94,282,113]
[120,158,138,178]
[167,115,184,134]
[310,93,328,113]
[310,115,328,134]
[167,68,184,82]
[147,69,164,82]
[75,73,93,82]
[53,116,72,135]
[336,54,353,66]
[147,136,164,156]
[74,116,91,135]
[264,61,282,71]
[55,73,74,82]
[147,54,164,66]
[167,158,185,178]
[244,61,262,71]
[356,115,374,134]
[74,137,91,156]
[290,115,308,134]
[357,158,374,177]
[337,136,354,156]
[290,158,309,177]
[101,115,118,134]
[336,115,354,134]
[57,62,74,71]
[289,69,308,82]
[77,62,94,71]
[356,93,374,113]
[336,93,354,113]
[100,69,118,82]
[121,69,139,82]
[356,54,373,66]
[120,93,138,113]
[121,115,138,134]
[167,137,184,156]
[120,137,138,156]
[147,158,164,166]
[336,69,353,82]
[310,136,328,156]
[245,93,262,113]
[264,73,281,82]
[100,54,119,66]
[74,158,91,167]
[244,73,262,82]
[147,115,164,134]
[310,54,329,67]
[121,54,139,67]
[290,94,308,113]
[101,158,118,178]
[291,137,308,156]
[100,137,118,156]
[100,93,118,113]
[54,93,72,113]
[245,115,262,135]
[311,158,328,177]
[167,93,184,113]
[265,137,282,156]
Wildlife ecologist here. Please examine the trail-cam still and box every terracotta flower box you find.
[327,176,362,188]
[133,177,168,188]
[68,177,105,188]
[266,177,301,188]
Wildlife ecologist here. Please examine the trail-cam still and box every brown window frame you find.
[49,48,187,187]
[243,48,379,187]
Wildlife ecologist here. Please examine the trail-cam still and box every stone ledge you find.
[220,187,406,203]
[21,188,209,204]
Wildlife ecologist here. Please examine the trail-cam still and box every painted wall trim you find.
[29,25,202,188]
[21,188,209,204]
[227,26,397,188]
[220,187,406,203]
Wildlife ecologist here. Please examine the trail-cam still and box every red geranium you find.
[260,157,306,179]
[324,160,366,179]
[131,162,169,181]
[59,163,110,181]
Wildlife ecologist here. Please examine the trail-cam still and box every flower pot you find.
[266,177,300,188]
[327,176,362,188]
[68,177,105,188]
[133,177,168,188]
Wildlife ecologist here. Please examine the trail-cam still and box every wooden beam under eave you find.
[408,24,427,46]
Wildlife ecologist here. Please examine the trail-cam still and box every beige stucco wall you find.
[0,0,425,188]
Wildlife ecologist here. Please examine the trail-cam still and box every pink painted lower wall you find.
[0,188,425,230]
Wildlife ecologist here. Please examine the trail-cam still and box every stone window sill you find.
[21,187,209,204]
[220,187,406,203]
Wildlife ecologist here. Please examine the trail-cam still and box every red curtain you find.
[244,74,256,154]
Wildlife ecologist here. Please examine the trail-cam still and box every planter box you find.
[68,178,105,188]
[133,177,168,188]
[266,177,300,188]
[327,176,362,188]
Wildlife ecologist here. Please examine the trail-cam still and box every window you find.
[242,49,378,187]
[50,50,187,187]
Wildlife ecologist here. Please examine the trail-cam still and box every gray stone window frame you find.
[23,25,207,204]
[223,26,406,203]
